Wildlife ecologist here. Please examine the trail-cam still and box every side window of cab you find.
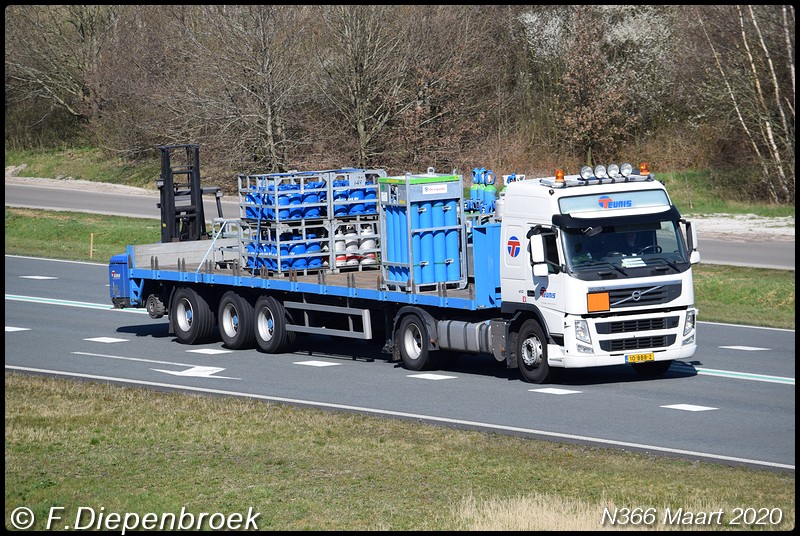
[544,233,560,274]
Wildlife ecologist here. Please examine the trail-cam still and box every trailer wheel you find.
[516,320,551,383]
[172,287,215,345]
[254,296,287,353]
[632,360,672,376]
[398,315,435,371]
[218,291,255,350]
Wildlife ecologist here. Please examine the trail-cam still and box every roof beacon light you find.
[639,162,650,175]
[620,162,633,177]
[555,169,565,183]
[607,164,620,178]
[580,166,593,180]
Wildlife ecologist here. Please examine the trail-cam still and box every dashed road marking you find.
[295,360,341,367]
[187,348,232,355]
[661,404,718,412]
[84,336,129,343]
[407,373,458,380]
[528,388,582,395]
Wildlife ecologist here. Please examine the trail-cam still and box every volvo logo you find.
[631,290,642,301]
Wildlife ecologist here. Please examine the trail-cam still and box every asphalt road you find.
[4,179,795,472]
[4,256,796,471]
[4,180,794,270]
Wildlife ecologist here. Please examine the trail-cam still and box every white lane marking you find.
[73,351,208,368]
[84,337,129,343]
[719,345,769,351]
[6,365,793,471]
[151,366,239,380]
[187,348,232,355]
[408,373,457,380]
[673,362,794,385]
[6,294,150,314]
[529,388,582,395]
[661,404,718,412]
[19,275,58,280]
[6,326,31,332]
[295,360,341,367]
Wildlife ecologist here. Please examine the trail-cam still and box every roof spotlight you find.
[580,166,593,180]
[594,165,607,179]
[620,162,633,177]
[607,164,620,178]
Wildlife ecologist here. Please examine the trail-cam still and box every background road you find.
[5,178,795,270]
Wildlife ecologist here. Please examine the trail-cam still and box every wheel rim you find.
[257,308,275,342]
[520,335,543,368]
[221,303,239,337]
[403,323,423,361]
[176,297,193,332]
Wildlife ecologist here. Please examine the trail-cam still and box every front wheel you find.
[515,320,551,383]
[218,291,255,349]
[172,287,215,345]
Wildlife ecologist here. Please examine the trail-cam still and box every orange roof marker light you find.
[639,162,650,175]
[555,169,565,183]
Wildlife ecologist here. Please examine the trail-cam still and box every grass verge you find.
[5,373,795,531]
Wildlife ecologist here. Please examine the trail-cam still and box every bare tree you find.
[697,5,795,203]
[5,5,121,124]
[310,5,412,167]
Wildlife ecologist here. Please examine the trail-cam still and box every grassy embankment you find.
[5,148,795,530]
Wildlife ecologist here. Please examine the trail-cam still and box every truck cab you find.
[499,163,699,381]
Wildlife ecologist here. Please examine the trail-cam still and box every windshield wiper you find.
[573,260,627,276]
[647,257,680,270]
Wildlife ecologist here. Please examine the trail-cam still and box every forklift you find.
[156,144,224,242]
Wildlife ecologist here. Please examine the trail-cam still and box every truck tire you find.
[515,319,551,383]
[397,315,436,371]
[172,287,215,345]
[254,296,288,353]
[218,291,255,350]
[632,360,672,376]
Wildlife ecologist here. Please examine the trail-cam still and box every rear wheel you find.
[218,291,255,349]
[172,287,215,345]
[397,315,437,371]
[254,296,288,353]
[515,320,551,383]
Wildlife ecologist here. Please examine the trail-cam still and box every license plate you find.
[626,353,655,363]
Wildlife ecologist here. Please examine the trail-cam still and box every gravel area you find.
[5,174,795,242]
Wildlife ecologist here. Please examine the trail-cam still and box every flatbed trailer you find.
[110,146,699,383]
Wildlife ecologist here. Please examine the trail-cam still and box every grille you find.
[600,335,676,352]
[596,316,679,334]
[606,283,682,309]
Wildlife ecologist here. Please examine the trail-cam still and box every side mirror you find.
[685,219,701,265]
[529,234,549,276]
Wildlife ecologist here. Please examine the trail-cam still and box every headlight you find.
[683,309,696,336]
[575,319,591,344]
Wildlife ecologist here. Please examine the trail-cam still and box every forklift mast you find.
[157,144,222,242]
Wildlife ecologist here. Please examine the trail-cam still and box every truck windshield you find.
[563,219,689,275]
